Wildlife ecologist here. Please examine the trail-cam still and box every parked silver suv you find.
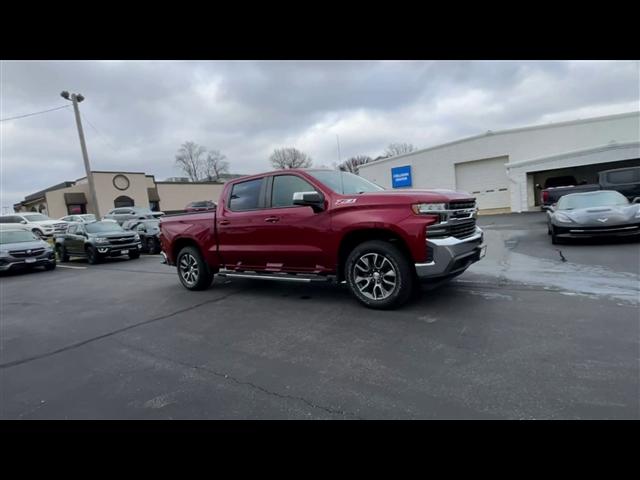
[102,207,164,225]
[0,226,56,272]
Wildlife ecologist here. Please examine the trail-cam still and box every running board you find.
[218,270,334,283]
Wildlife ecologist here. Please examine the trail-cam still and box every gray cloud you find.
[1,60,638,210]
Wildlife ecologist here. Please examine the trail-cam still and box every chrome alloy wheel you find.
[179,253,199,286]
[353,252,397,300]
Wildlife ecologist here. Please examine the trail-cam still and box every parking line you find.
[57,265,87,270]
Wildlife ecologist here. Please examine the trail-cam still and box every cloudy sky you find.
[1,60,639,211]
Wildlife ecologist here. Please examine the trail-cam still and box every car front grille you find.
[54,223,67,231]
[9,248,46,258]
[448,220,477,239]
[448,200,476,210]
[108,237,136,246]
[564,223,640,235]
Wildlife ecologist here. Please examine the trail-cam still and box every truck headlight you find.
[412,203,446,214]
[554,213,573,223]
[95,237,110,244]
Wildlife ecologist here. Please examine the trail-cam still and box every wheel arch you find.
[337,228,413,282]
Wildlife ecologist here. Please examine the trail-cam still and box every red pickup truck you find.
[159,169,486,309]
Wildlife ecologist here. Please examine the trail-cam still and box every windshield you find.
[0,230,39,244]
[558,191,629,210]
[306,171,384,194]
[85,222,125,233]
[23,214,50,221]
[80,214,96,221]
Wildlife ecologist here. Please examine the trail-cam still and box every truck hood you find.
[349,189,475,205]
[89,232,137,239]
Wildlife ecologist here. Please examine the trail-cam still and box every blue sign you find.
[391,165,412,188]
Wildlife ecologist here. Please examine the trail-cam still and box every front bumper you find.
[0,252,56,271]
[554,223,640,239]
[415,227,486,279]
[95,242,142,256]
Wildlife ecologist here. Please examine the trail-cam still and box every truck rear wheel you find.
[177,246,213,290]
[345,240,414,309]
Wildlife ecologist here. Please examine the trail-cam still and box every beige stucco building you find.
[14,171,226,218]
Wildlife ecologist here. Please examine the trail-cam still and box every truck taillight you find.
[541,190,549,203]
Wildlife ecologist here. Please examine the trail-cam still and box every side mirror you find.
[633,197,640,204]
[20,220,27,224]
[293,191,325,212]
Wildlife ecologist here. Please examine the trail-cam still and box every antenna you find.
[336,134,345,193]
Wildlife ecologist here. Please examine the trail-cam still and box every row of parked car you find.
[0,206,172,273]
[0,199,217,274]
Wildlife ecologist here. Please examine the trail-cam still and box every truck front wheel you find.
[345,240,414,309]
[177,246,213,290]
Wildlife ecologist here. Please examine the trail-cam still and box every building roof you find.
[361,111,640,169]
[23,181,76,203]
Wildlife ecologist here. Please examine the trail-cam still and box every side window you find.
[228,178,264,211]
[607,169,637,184]
[12,216,23,223]
[271,175,318,208]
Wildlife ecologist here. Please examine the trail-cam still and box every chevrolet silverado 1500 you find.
[160,169,486,309]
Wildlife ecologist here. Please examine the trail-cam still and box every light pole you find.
[60,91,101,218]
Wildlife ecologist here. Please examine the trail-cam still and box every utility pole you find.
[60,91,101,218]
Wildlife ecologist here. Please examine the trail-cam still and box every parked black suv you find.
[55,221,142,264]
[122,218,161,254]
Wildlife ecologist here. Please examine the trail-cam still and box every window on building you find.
[228,178,264,211]
[271,175,318,208]
[114,196,134,208]
[67,204,86,215]
[149,201,160,212]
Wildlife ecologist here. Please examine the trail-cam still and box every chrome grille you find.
[448,200,476,210]
[448,220,477,239]
[9,248,46,258]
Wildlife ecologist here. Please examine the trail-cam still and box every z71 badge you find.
[336,198,357,205]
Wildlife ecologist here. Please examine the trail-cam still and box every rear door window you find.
[606,169,638,184]
[228,178,264,211]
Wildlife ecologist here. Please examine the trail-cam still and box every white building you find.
[358,111,640,213]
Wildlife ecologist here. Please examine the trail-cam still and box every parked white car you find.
[0,213,68,238]
[59,214,97,224]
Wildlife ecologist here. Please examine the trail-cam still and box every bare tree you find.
[175,141,207,181]
[338,155,372,174]
[204,149,230,181]
[384,142,416,157]
[269,147,313,169]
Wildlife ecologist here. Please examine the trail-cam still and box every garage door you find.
[455,157,510,210]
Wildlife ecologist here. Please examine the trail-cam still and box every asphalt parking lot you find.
[1,212,638,419]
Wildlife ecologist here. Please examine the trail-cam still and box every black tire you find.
[551,226,563,245]
[56,244,69,262]
[44,260,56,271]
[146,237,157,254]
[86,246,101,264]
[176,245,213,291]
[129,250,140,260]
[345,240,414,309]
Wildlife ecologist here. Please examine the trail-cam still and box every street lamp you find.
[60,91,100,218]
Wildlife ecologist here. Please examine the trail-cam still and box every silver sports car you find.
[547,190,640,244]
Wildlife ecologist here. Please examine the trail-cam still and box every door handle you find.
[219,220,230,226]
[264,216,280,223]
